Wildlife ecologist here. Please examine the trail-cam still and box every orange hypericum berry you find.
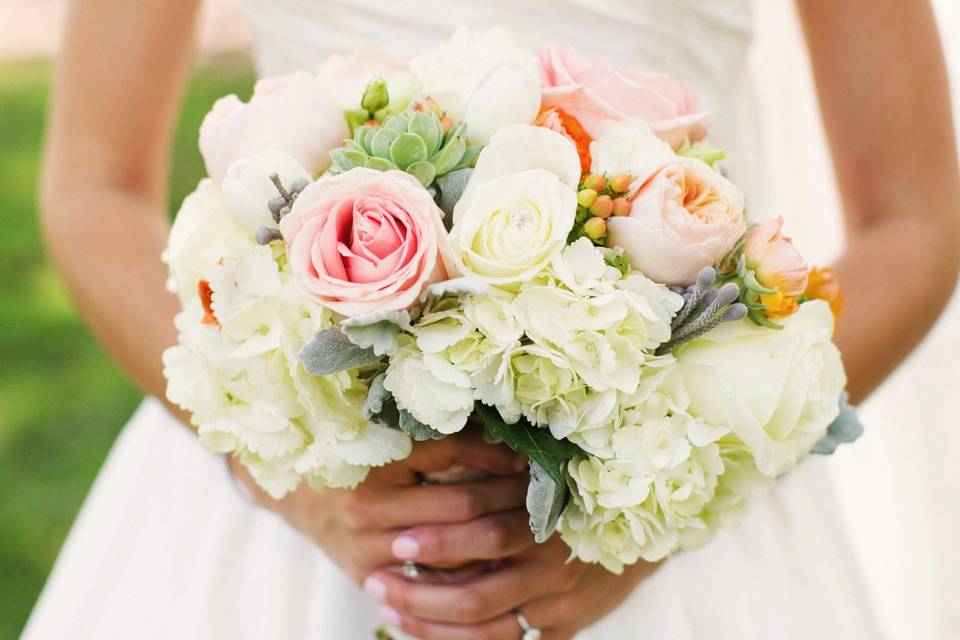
[608,174,632,193]
[581,173,606,192]
[583,216,607,241]
[612,197,631,217]
[534,107,593,176]
[577,189,598,208]
[198,280,218,326]
[416,97,444,116]
[590,195,614,218]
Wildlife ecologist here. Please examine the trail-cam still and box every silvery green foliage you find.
[527,460,568,543]
[419,276,490,303]
[341,310,414,357]
[299,328,381,375]
[658,266,747,354]
[811,393,865,455]
[362,373,444,441]
[434,168,474,223]
[330,108,480,188]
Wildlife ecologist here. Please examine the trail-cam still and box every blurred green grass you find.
[0,57,254,638]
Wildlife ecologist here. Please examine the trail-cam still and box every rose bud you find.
[744,216,809,299]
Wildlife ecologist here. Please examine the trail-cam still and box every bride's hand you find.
[365,535,661,640]
[229,431,528,584]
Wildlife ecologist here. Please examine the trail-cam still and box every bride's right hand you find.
[228,430,530,584]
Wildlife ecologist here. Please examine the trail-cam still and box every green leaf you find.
[431,134,466,176]
[383,114,410,132]
[476,404,583,485]
[390,132,429,170]
[399,408,446,441]
[371,128,400,159]
[343,109,369,136]
[454,145,481,171]
[526,460,568,543]
[434,168,473,220]
[365,157,399,172]
[298,328,382,375]
[409,111,443,155]
[406,160,436,187]
[677,142,726,167]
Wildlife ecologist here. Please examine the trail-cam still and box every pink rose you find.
[279,168,452,317]
[317,47,409,100]
[606,157,745,286]
[538,45,709,149]
[199,71,348,183]
[744,216,809,297]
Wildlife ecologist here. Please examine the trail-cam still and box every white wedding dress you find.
[23,1,958,638]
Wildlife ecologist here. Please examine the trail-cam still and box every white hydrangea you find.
[163,184,412,499]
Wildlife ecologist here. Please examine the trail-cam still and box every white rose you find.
[384,337,474,434]
[589,118,675,183]
[163,179,246,303]
[221,151,312,234]
[411,28,541,145]
[675,300,845,477]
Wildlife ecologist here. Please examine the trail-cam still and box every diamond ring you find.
[401,561,423,580]
[514,610,541,640]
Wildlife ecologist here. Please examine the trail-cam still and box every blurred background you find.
[0,0,958,638]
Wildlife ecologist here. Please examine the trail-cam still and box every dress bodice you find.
[239,0,765,210]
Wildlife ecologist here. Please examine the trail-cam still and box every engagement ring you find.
[401,561,424,580]
[514,610,541,640]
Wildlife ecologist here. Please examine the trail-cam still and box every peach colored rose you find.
[199,71,347,183]
[279,168,451,317]
[605,157,745,286]
[744,217,809,315]
[538,45,709,149]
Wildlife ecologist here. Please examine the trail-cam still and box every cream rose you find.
[675,300,845,477]
[411,28,541,145]
[199,71,347,183]
[449,126,579,286]
[606,156,746,286]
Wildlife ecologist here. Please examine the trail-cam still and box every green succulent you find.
[330,108,481,188]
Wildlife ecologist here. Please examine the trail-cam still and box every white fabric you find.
[23,1,957,638]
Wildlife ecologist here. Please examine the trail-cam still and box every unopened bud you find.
[612,197,631,217]
[590,195,614,218]
[581,174,606,192]
[577,188,598,208]
[583,216,607,241]
[360,77,390,113]
[608,174,632,193]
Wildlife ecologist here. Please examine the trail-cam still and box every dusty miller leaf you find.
[298,328,381,376]
[476,403,583,485]
[419,276,490,303]
[341,310,413,357]
[526,460,568,543]
[434,168,473,227]
[399,408,446,441]
[362,373,400,429]
[811,392,865,455]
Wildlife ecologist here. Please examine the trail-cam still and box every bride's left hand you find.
[365,534,661,639]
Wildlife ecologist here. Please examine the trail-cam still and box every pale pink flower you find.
[744,217,808,296]
[537,45,710,149]
[279,168,452,317]
[199,71,347,182]
[605,157,745,286]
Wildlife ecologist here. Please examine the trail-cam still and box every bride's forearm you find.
[40,184,187,421]
[833,216,959,404]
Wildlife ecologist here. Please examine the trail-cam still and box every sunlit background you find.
[1,1,958,637]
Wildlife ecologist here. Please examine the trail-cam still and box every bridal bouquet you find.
[163,29,862,572]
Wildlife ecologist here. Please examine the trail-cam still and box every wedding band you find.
[514,610,541,640]
[401,561,423,579]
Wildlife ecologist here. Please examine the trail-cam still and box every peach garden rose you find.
[606,156,746,286]
[279,168,452,317]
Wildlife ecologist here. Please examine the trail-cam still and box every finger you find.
[341,474,528,531]
[391,509,535,565]
[366,555,577,625]
[403,428,527,477]
[378,600,565,640]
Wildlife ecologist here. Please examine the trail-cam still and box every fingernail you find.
[392,536,420,560]
[379,606,401,626]
[363,576,387,603]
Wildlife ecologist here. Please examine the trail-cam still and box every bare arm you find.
[796,0,960,402]
[40,0,200,404]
